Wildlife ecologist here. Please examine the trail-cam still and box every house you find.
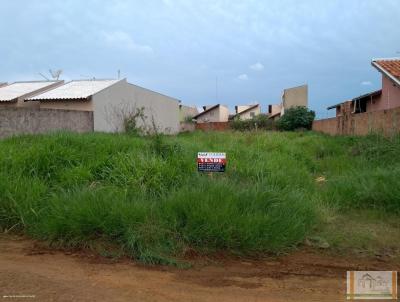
[179,104,198,122]
[27,78,180,134]
[328,58,400,116]
[282,84,308,114]
[193,104,229,123]
[371,58,400,110]
[233,104,260,120]
[327,91,382,116]
[0,81,63,108]
[267,84,308,119]
[267,104,282,120]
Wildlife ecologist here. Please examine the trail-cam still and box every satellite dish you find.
[49,69,63,80]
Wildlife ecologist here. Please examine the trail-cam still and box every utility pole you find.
[215,76,219,102]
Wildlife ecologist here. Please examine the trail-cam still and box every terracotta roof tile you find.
[374,59,400,80]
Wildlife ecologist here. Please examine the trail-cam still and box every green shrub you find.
[277,106,315,131]
[123,107,146,135]
[231,114,275,131]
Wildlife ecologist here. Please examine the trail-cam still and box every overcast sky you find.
[1,0,399,117]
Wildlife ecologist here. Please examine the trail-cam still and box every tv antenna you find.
[49,69,63,80]
[38,72,50,81]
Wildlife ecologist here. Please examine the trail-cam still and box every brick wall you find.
[312,117,338,135]
[313,106,400,136]
[195,122,231,131]
[0,108,94,139]
[180,122,196,132]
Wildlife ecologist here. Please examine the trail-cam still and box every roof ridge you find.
[372,57,400,61]
[70,78,118,82]
[12,80,61,84]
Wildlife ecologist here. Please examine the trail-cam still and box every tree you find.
[277,106,315,131]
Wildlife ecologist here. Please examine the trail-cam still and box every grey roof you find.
[0,81,60,102]
[327,90,382,110]
[27,79,121,101]
[327,103,342,110]
[352,89,382,102]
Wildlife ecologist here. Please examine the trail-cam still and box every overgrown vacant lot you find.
[0,131,399,265]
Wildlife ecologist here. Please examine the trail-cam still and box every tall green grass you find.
[0,131,399,264]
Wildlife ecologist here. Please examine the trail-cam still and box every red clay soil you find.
[1,234,399,302]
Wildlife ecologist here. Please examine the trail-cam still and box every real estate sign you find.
[197,152,226,173]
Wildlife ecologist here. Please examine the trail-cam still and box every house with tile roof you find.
[328,58,400,116]
[233,104,260,120]
[193,104,230,123]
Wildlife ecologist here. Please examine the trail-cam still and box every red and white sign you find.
[197,152,226,172]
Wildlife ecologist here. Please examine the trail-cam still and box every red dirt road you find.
[1,235,399,302]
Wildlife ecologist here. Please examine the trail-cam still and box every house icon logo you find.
[347,271,397,300]
[358,273,388,290]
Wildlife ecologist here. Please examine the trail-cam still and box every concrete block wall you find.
[0,108,93,139]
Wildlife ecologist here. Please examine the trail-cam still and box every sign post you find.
[197,152,226,173]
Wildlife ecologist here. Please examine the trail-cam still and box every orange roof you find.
[373,59,400,81]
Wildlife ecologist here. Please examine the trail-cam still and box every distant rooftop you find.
[27,79,121,101]
[0,81,61,102]
[234,104,260,117]
[193,104,220,119]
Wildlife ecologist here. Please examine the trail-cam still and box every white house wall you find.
[237,106,260,120]
[219,105,230,121]
[93,80,180,134]
[196,105,229,123]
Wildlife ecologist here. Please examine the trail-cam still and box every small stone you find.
[305,236,330,249]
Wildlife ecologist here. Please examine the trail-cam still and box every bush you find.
[277,106,315,131]
[123,107,146,135]
[230,114,275,131]
[183,115,194,123]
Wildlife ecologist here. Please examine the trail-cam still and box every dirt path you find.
[1,235,399,302]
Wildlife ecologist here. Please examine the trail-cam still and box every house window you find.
[354,100,367,114]
[268,105,272,114]
[250,112,255,118]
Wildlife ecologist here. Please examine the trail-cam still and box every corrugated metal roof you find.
[0,81,60,102]
[27,79,121,101]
